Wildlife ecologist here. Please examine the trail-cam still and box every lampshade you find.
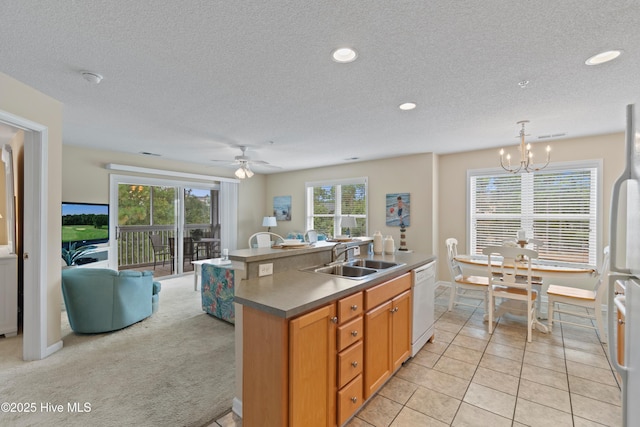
[262,216,277,227]
[341,216,357,228]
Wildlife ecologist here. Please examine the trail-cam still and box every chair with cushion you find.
[446,237,489,313]
[547,246,610,343]
[483,245,539,342]
[61,268,161,333]
[248,232,285,248]
[201,264,235,323]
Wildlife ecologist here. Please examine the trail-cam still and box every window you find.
[469,161,600,267]
[306,177,368,238]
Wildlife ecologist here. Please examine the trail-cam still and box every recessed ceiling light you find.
[332,47,357,63]
[398,102,417,111]
[585,50,622,65]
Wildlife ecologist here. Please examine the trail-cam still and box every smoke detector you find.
[81,71,103,84]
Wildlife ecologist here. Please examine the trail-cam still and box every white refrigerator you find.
[608,103,640,427]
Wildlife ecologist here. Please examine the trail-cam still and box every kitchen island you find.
[231,243,435,427]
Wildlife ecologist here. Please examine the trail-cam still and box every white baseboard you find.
[232,397,242,418]
[45,339,63,358]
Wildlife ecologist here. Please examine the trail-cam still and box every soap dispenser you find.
[373,231,383,255]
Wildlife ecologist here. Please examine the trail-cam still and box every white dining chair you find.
[446,238,489,314]
[547,246,610,343]
[304,229,318,243]
[483,245,540,342]
[248,232,285,248]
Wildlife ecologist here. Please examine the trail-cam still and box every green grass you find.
[62,224,108,242]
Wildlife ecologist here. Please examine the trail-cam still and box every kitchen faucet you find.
[331,243,356,264]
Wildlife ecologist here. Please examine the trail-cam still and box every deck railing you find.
[117,224,213,268]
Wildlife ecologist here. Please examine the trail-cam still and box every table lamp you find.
[262,216,277,232]
[341,215,357,237]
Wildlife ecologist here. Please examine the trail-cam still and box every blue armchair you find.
[61,268,161,333]
[201,264,235,324]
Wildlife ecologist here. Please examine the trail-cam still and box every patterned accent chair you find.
[201,264,235,324]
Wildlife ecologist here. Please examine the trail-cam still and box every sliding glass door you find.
[110,175,219,278]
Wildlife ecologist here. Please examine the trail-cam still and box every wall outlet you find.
[259,263,273,277]
[353,246,360,256]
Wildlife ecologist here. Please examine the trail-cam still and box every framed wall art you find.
[273,195,292,221]
[386,193,410,227]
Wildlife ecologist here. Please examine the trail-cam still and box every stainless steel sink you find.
[312,264,378,277]
[301,258,405,279]
[345,259,401,270]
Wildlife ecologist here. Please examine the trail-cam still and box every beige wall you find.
[438,133,626,281]
[1,71,63,347]
[264,153,438,255]
[62,145,266,250]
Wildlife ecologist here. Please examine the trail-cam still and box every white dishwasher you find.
[412,260,436,356]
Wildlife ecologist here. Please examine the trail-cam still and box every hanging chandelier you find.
[499,120,551,173]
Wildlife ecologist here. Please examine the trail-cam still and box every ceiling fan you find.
[210,145,280,179]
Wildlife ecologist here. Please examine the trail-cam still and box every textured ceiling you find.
[1,1,639,173]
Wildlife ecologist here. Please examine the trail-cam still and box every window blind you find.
[306,177,368,238]
[469,163,599,267]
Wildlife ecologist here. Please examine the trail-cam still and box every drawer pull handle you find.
[331,316,338,324]
[350,396,357,403]
[390,307,399,313]
[351,361,358,368]
[619,319,625,325]
[351,304,358,311]
[351,330,358,337]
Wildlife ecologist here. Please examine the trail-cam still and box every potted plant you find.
[62,243,98,267]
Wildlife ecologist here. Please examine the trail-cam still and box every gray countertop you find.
[234,251,436,319]
[229,239,370,263]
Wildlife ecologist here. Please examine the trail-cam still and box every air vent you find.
[140,151,161,156]
[537,133,566,140]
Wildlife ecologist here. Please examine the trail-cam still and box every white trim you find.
[0,109,51,361]
[106,163,240,183]
[305,176,368,188]
[232,397,242,418]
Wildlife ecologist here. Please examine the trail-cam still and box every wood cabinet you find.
[290,304,337,427]
[242,273,413,427]
[336,292,363,426]
[363,273,412,399]
[243,303,336,427]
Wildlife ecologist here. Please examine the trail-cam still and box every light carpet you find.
[0,275,235,427]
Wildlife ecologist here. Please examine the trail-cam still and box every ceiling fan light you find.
[245,167,254,178]
[235,167,246,179]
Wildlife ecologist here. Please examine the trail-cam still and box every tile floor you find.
[208,285,622,427]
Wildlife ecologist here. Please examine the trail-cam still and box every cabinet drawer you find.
[337,316,363,352]
[338,291,363,324]
[337,374,363,427]
[365,273,411,310]
[338,340,363,389]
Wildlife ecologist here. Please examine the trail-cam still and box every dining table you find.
[194,237,221,259]
[455,254,596,332]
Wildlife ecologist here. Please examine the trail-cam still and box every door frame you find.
[0,109,52,360]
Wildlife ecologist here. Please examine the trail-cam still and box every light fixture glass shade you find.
[262,216,277,227]
[235,167,246,179]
